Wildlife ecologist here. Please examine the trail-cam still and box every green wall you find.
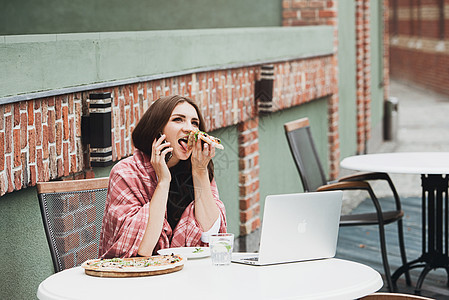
[1,0,281,35]
[1,26,334,102]
[337,0,357,159]
[337,0,385,158]
[259,98,329,217]
[370,0,385,133]
[210,126,240,236]
[0,187,53,300]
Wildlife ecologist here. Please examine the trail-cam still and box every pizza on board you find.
[81,254,185,278]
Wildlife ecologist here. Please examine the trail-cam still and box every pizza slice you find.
[186,129,224,150]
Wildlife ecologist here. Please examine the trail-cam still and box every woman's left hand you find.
[191,138,215,174]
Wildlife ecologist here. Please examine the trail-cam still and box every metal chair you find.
[37,177,109,272]
[284,117,410,292]
[361,292,435,299]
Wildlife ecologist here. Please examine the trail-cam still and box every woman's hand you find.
[190,138,219,232]
[151,134,172,183]
[191,138,215,175]
[138,135,172,257]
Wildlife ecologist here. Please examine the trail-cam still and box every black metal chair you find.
[284,117,410,292]
[37,177,109,272]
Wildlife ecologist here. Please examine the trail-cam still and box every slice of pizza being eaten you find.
[186,129,224,150]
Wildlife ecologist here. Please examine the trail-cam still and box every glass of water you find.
[209,233,234,266]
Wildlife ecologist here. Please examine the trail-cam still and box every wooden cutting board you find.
[84,264,184,278]
[82,256,185,278]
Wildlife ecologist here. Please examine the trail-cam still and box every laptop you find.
[232,190,343,266]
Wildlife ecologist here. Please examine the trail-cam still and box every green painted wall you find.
[370,0,385,132]
[259,98,329,217]
[1,0,281,35]
[0,187,53,300]
[337,0,358,159]
[1,26,334,102]
[210,126,240,236]
[337,0,385,158]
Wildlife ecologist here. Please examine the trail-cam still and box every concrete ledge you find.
[1,26,334,103]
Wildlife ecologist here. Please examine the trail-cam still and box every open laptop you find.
[232,190,343,266]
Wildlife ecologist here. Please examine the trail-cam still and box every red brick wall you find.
[0,96,86,195]
[384,0,391,102]
[389,0,449,96]
[355,0,372,154]
[282,0,337,26]
[53,191,100,269]
[238,118,261,235]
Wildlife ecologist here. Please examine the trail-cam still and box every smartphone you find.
[158,133,172,163]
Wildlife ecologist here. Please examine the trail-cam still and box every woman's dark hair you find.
[132,95,214,180]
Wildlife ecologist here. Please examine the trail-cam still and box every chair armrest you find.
[338,171,391,182]
[338,171,402,210]
[317,180,371,192]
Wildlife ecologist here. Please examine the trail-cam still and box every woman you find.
[99,95,227,258]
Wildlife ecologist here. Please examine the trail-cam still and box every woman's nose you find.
[183,122,195,132]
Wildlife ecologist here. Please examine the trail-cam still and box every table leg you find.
[392,174,449,295]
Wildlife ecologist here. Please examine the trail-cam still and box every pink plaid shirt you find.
[98,150,227,259]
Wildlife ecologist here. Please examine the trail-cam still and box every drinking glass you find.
[209,233,234,266]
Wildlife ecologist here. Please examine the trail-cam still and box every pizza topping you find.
[82,254,184,272]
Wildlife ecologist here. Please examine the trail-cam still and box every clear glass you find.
[209,233,234,266]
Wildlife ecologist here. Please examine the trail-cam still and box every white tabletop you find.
[340,152,449,175]
[37,255,382,300]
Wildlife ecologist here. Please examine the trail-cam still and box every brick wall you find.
[53,191,101,269]
[355,0,372,154]
[389,0,449,96]
[384,0,391,102]
[238,118,261,235]
[282,0,337,26]
[0,96,86,195]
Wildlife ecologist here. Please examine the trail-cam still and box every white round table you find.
[340,152,449,174]
[341,152,449,294]
[37,256,382,300]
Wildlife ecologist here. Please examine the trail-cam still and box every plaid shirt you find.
[98,150,227,259]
